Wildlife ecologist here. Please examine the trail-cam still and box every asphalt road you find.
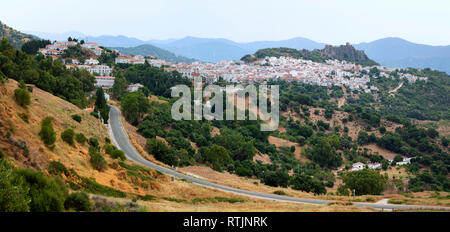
[108,105,449,211]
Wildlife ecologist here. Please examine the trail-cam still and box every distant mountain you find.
[111,44,196,63]
[242,44,378,66]
[0,21,38,48]
[354,37,450,73]
[147,36,325,63]
[149,37,248,62]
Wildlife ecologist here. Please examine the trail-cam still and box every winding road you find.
[108,105,449,211]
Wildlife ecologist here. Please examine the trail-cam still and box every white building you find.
[85,58,99,65]
[95,76,115,88]
[351,162,365,171]
[89,65,112,76]
[396,158,412,166]
[368,163,381,170]
[127,83,144,92]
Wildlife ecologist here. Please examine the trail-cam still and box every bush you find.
[48,161,69,176]
[71,114,82,123]
[18,113,29,123]
[111,150,126,161]
[89,137,100,148]
[39,117,56,147]
[14,88,31,107]
[103,144,126,161]
[64,192,91,212]
[0,158,31,212]
[273,190,286,195]
[61,129,75,146]
[14,169,67,212]
[75,133,87,144]
[90,111,99,119]
[90,152,107,172]
[336,185,350,196]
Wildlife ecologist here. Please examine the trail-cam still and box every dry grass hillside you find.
[0,79,375,211]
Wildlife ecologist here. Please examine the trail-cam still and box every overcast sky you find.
[1,0,449,45]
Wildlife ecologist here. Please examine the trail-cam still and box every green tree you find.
[311,137,342,169]
[342,169,386,195]
[203,145,232,172]
[290,174,326,195]
[14,88,31,107]
[147,138,178,166]
[111,75,129,100]
[121,91,150,125]
[94,87,110,124]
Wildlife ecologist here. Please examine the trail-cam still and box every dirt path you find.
[389,82,404,94]
[337,84,347,108]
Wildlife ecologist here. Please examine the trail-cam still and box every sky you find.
[1,0,449,45]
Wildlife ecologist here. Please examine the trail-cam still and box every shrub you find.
[90,152,107,171]
[18,113,29,123]
[39,117,56,147]
[0,158,31,212]
[14,88,31,107]
[75,133,87,144]
[103,144,125,161]
[89,137,100,148]
[61,129,75,146]
[75,177,125,198]
[14,169,67,212]
[48,161,69,176]
[105,137,111,144]
[90,111,99,119]
[273,190,286,195]
[336,185,350,196]
[111,150,126,161]
[103,144,115,154]
[214,197,245,203]
[0,148,4,159]
[71,114,82,123]
[64,192,91,212]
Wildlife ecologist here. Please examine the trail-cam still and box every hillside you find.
[0,21,37,48]
[0,79,375,212]
[111,44,196,63]
[241,44,378,66]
